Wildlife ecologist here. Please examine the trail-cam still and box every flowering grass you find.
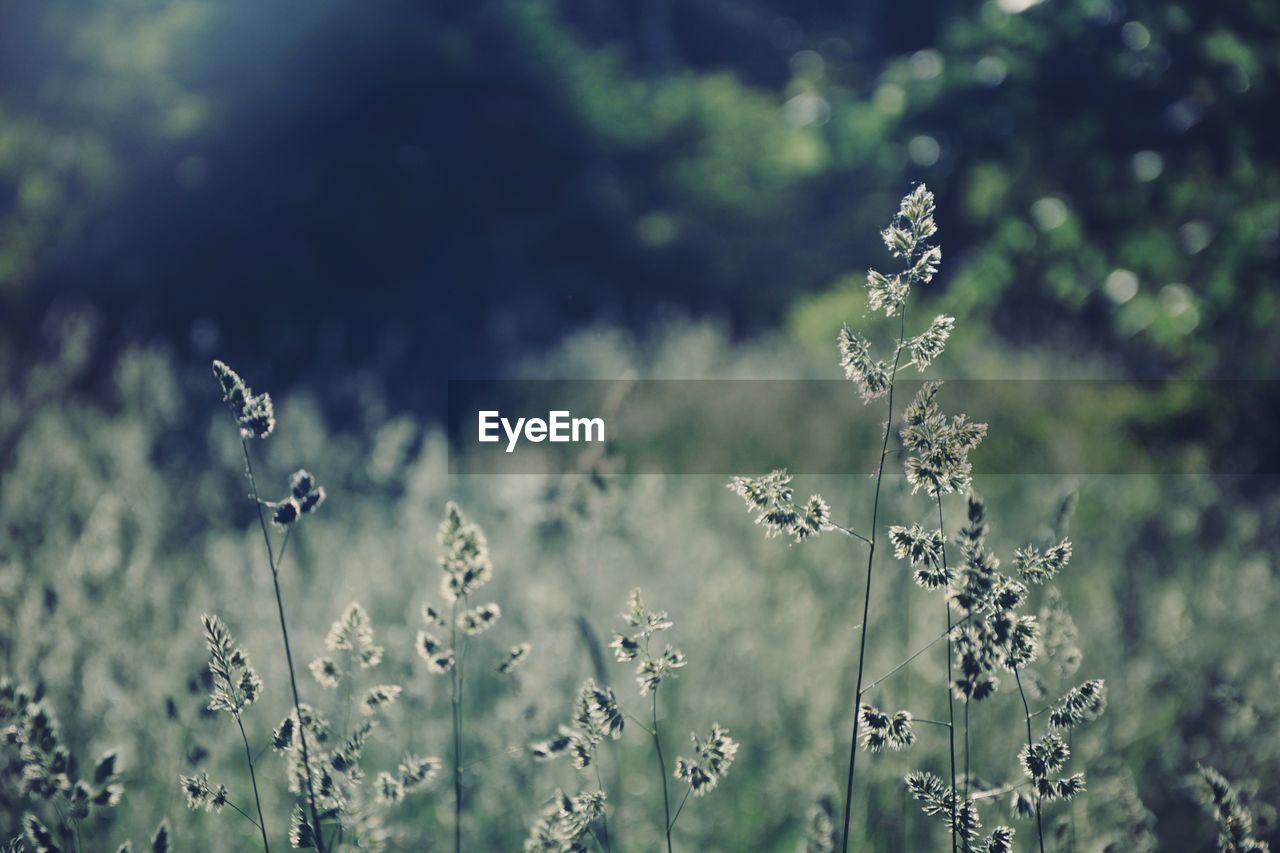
[0,194,1277,851]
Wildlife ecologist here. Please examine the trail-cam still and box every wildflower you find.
[998,613,1040,670]
[673,724,738,796]
[290,469,321,504]
[838,327,891,401]
[310,657,342,688]
[201,614,262,715]
[523,789,606,851]
[375,771,405,805]
[151,820,170,853]
[457,603,502,635]
[636,645,687,695]
[179,771,229,813]
[212,359,275,439]
[912,245,942,283]
[290,804,318,849]
[877,184,938,263]
[1014,539,1073,584]
[326,602,384,669]
[609,632,640,662]
[23,814,59,851]
[726,469,792,515]
[899,183,938,238]
[866,269,910,317]
[803,796,838,853]
[792,495,832,542]
[1049,774,1087,802]
[93,750,118,785]
[574,679,624,741]
[416,630,455,674]
[1010,789,1036,820]
[271,714,296,752]
[727,470,831,542]
[532,679,623,772]
[398,754,441,791]
[952,624,1000,700]
[531,727,575,762]
[1038,587,1083,680]
[330,721,374,772]
[889,524,951,588]
[421,601,447,627]
[982,826,1015,853]
[882,222,916,257]
[905,771,982,842]
[616,588,672,639]
[1195,765,1271,853]
[361,684,403,715]
[272,704,329,753]
[727,468,796,536]
[270,498,300,529]
[900,381,987,497]
[268,469,326,531]
[907,315,955,371]
[1048,679,1107,728]
[631,591,674,634]
[498,642,532,674]
[438,502,493,601]
[95,783,124,807]
[858,704,916,752]
[1019,732,1072,792]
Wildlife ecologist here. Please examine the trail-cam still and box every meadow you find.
[3,189,1277,851]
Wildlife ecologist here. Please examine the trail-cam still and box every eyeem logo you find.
[478,410,605,453]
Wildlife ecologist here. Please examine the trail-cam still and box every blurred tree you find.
[0,0,1276,394]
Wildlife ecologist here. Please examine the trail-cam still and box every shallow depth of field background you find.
[2,0,1278,850]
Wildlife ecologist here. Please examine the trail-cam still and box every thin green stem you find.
[862,613,972,695]
[913,718,954,728]
[970,779,1031,802]
[625,713,656,736]
[236,713,272,852]
[450,596,464,853]
[276,526,292,573]
[595,764,613,853]
[840,306,908,853]
[963,700,971,804]
[652,690,673,853]
[829,522,873,546]
[341,646,354,740]
[1068,728,1077,853]
[1014,667,1047,853]
[668,785,692,832]
[937,495,959,853]
[225,798,262,829]
[241,439,325,853]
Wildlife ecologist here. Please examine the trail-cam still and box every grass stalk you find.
[235,714,272,852]
[450,595,465,853]
[652,690,674,853]
[936,495,960,853]
[1014,667,1047,853]
[594,765,613,853]
[240,438,325,853]
[839,307,908,853]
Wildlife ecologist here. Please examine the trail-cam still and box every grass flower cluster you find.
[526,587,739,851]
[730,186,1117,853]
[2,679,128,852]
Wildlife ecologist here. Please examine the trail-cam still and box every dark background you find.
[3,1,1277,393]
